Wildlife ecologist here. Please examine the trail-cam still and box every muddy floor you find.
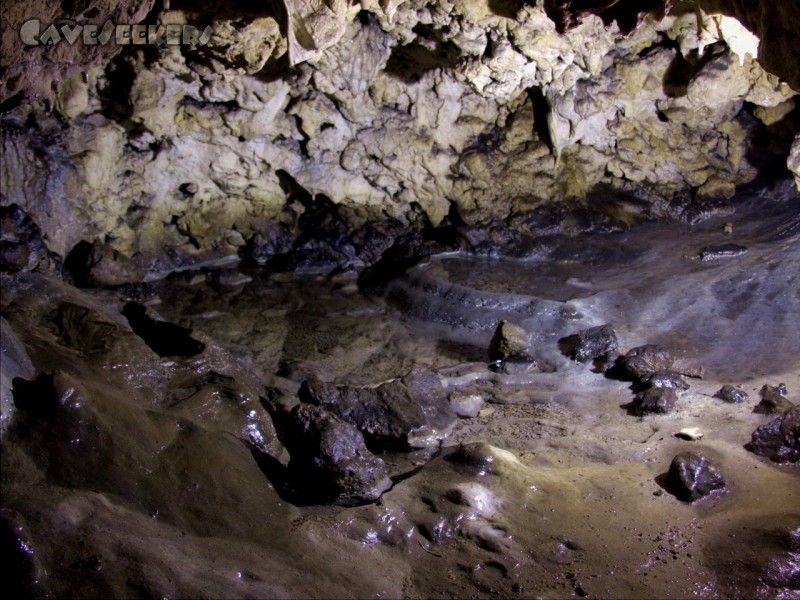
[1,193,799,599]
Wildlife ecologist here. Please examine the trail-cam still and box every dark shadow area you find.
[544,0,671,34]
[63,241,93,287]
[527,87,554,151]
[97,55,136,126]
[384,35,461,83]
[743,100,800,184]
[662,41,726,98]
[121,301,205,357]
[12,373,58,419]
[488,0,532,19]
[435,339,487,363]
[0,514,42,600]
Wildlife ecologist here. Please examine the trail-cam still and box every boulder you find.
[754,384,795,415]
[488,320,529,362]
[616,345,675,380]
[634,388,678,415]
[562,324,619,364]
[666,451,726,502]
[299,367,456,449]
[749,407,800,464]
[285,403,392,506]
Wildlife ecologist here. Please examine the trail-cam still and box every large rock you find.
[749,407,800,464]
[488,320,530,362]
[562,324,618,364]
[298,367,457,449]
[666,451,726,502]
[754,383,795,415]
[285,403,392,506]
[616,345,675,381]
[634,387,679,415]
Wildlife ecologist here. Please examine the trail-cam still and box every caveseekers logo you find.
[20,19,213,46]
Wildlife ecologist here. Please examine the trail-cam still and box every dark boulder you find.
[285,404,392,506]
[634,387,678,415]
[754,383,795,415]
[666,452,726,502]
[714,385,749,404]
[615,344,675,380]
[299,367,456,449]
[561,324,619,364]
[749,407,800,464]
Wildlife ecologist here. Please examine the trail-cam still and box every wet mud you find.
[1,194,799,598]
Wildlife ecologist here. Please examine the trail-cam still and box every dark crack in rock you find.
[666,451,726,502]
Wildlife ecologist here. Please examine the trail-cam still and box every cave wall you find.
[1,0,798,277]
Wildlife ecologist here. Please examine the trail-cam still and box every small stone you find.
[749,407,800,463]
[754,383,794,415]
[714,385,749,404]
[488,320,529,362]
[634,388,678,415]
[562,324,619,363]
[449,393,485,419]
[675,427,704,441]
[667,452,726,502]
[645,371,690,391]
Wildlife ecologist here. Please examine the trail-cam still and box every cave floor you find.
[1,194,799,599]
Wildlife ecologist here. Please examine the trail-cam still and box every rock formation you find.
[1,1,798,280]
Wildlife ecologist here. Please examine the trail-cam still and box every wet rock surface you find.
[749,407,800,463]
[666,452,727,502]
[561,324,618,363]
